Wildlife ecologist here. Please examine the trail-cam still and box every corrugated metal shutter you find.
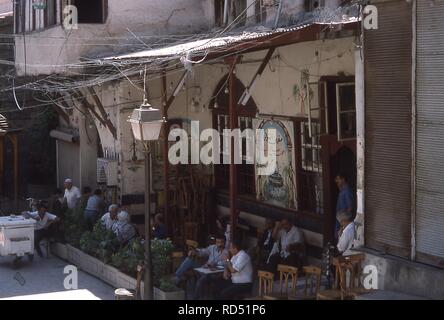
[57,140,80,188]
[364,0,412,259]
[416,1,444,267]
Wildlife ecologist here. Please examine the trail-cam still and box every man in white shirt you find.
[336,211,355,256]
[266,218,305,272]
[112,211,137,244]
[28,202,60,257]
[215,239,253,299]
[63,178,81,210]
[101,204,119,230]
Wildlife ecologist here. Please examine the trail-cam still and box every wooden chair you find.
[175,240,200,291]
[342,254,375,298]
[186,239,199,251]
[288,265,321,300]
[135,264,144,300]
[263,265,298,300]
[344,253,365,289]
[317,257,356,300]
[246,270,274,300]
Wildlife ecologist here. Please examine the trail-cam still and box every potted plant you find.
[151,239,185,300]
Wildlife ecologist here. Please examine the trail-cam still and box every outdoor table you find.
[194,266,225,275]
[193,266,225,299]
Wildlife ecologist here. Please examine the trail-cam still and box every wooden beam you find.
[165,70,188,111]
[0,138,3,195]
[13,135,18,211]
[186,22,359,65]
[161,67,170,237]
[238,48,275,106]
[226,56,239,243]
[87,87,117,139]
[72,90,108,128]
[7,135,19,211]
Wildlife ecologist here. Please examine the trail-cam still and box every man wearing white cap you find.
[63,178,81,210]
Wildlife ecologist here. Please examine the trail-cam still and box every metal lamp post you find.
[128,99,165,300]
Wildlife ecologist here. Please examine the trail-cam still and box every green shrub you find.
[159,276,180,293]
[151,239,174,287]
[110,238,144,277]
[63,208,87,248]
[79,223,120,264]
[67,219,179,291]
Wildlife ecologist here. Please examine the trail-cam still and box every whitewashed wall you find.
[14,0,215,76]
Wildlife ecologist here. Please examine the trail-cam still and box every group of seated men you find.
[173,217,305,300]
[172,211,356,300]
[100,204,137,243]
[24,201,138,257]
[174,234,254,300]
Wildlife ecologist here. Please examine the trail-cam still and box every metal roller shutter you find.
[416,1,444,267]
[364,0,412,258]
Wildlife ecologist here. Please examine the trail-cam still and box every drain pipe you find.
[274,0,285,29]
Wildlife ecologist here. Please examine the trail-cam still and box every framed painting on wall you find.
[253,118,297,209]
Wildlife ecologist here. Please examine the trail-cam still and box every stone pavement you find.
[354,290,427,300]
[0,253,114,300]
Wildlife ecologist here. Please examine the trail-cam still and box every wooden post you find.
[226,56,239,243]
[161,68,170,238]
[11,135,18,211]
[0,137,3,195]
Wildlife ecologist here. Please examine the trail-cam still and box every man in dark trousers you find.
[28,202,60,257]
[215,239,253,299]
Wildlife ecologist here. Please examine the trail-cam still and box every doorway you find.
[319,76,357,245]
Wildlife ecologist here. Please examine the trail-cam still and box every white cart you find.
[0,216,36,268]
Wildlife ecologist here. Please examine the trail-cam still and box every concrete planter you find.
[51,242,68,260]
[154,287,185,300]
[51,243,142,296]
[51,243,184,300]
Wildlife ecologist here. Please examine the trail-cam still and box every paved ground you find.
[355,290,427,300]
[0,253,115,300]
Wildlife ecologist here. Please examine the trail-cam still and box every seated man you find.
[112,211,136,244]
[336,211,355,256]
[101,204,119,230]
[214,239,253,299]
[28,202,60,257]
[174,235,228,287]
[254,219,275,268]
[191,235,230,299]
[266,218,304,272]
[153,213,167,240]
